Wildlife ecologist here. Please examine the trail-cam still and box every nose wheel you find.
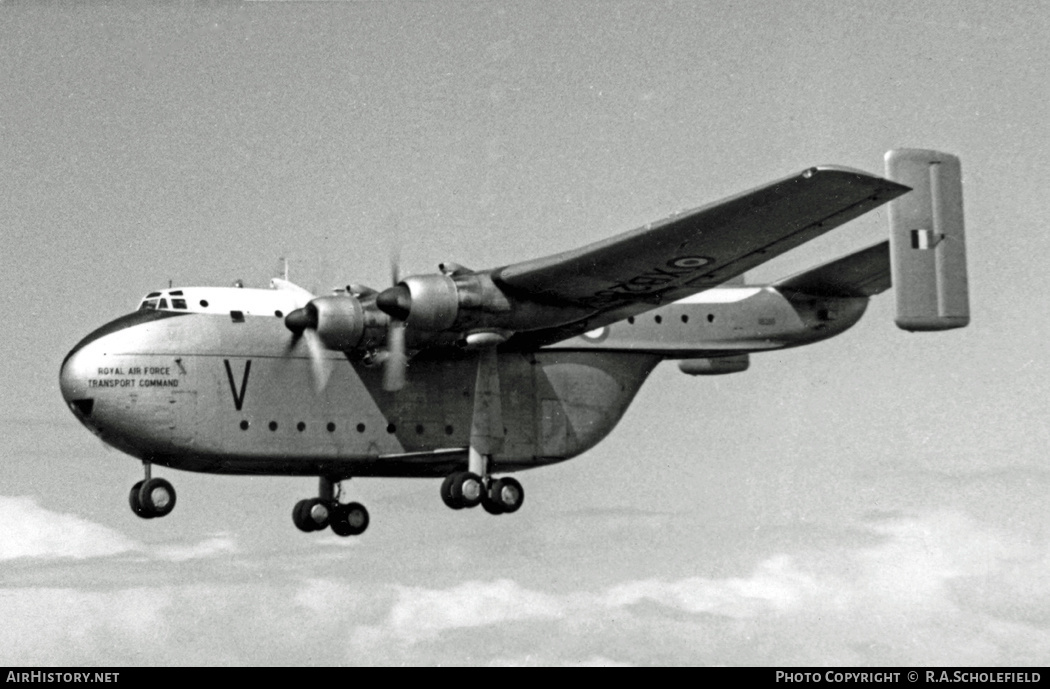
[292,477,369,536]
[128,464,177,519]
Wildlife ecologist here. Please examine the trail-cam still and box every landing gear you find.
[330,502,369,536]
[292,477,369,537]
[441,471,484,510]
[128,464,176,519]
[441,471,524,514]
[292,498,330,532]
[484,477,524,515]
[438,345,525,516]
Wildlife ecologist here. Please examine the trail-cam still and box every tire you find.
[451,472,483,509]
[440,474,463,510]
[304,498,330,531]
[491,477,524,514]
[342,502,369,536]
[138,478,176,518]
[331,502,369,536]
[481,487,504,515]
[128,481,153,519]
[292,499,314,532]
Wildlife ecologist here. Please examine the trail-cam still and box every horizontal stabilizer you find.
[885,149,970,331]
[772,241,890,298]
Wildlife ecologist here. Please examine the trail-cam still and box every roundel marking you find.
[580,327,609,343]
[669,256,711,269]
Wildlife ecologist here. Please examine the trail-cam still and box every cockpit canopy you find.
[137,286,303,317]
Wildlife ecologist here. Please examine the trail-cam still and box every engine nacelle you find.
[678,355,750,376]
[399,274,459,331]
[310,296,366,350]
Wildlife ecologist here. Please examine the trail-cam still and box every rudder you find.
[884,149,970,331]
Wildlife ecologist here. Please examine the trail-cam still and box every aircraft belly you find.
[533,351,659,460]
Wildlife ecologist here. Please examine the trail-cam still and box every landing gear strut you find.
[438,344,525,515]
[292,477,369,536]
[128,462,177,519]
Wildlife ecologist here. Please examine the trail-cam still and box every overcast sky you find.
[2,1,1048,666]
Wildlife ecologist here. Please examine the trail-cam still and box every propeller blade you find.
[383,320,407,392]
[304,330,333,393]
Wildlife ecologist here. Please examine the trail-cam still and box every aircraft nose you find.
[60,344,96,420]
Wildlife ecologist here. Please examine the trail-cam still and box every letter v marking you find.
[223,359,252,411]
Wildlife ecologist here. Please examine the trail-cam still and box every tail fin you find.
[884,149,970,331]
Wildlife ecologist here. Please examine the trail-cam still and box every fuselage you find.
[59,283,867,479]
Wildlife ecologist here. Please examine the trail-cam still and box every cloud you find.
[2,506,1048,665]
[154,535,237,562]
[0,496,136,561]
[384,579,564,642]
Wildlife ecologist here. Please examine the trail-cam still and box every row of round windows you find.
[626,313,716,324]
[238,419,457,435]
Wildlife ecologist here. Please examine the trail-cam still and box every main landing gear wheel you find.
[441,471,484,510]
[330,502,369,537]
[292,478,369,537]
[482,477,524,515]
[441,472,523,514]
[129,477,177,519]
[292,498,330,533]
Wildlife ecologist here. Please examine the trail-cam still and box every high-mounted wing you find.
[493,167,909,344]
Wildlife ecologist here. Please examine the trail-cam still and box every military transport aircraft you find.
[59,149,968,537]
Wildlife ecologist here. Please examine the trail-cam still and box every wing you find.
[773,241,891,299]
[494,166,909,345]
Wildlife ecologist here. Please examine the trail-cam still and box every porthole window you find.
[296,422,306,432]
[415,424,425,435]
[239,420,249,431]
[386,423,397,434]
[268,421,278,431]
[326,422,336,432]
[445,425,454,435]
[200,300,209,308]
[627,316,635,325]
[654,315,662,324]
[707,314,715,323]
[681,314,689,323]
[275,310,284,318]
[356,423,366,433]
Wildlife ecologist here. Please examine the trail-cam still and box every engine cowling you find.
[285,295,370,350]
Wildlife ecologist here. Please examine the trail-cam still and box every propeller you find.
[377,250,409,391]
[276,279,333,393]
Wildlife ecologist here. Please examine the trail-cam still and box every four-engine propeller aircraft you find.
[59,149,969,537]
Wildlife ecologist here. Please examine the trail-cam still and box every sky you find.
[2,1,1049,666]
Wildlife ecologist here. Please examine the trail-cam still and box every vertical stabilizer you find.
[885,149,970,331]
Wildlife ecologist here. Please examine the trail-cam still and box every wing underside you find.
[495,166,909,346]
[773,241,891,298]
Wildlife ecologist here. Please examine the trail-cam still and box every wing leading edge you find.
[494,166,909,345]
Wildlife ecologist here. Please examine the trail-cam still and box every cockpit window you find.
[158,298,168,309]
[139,299,159,311]
[146,292,161,298]
[171,298,187,310]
